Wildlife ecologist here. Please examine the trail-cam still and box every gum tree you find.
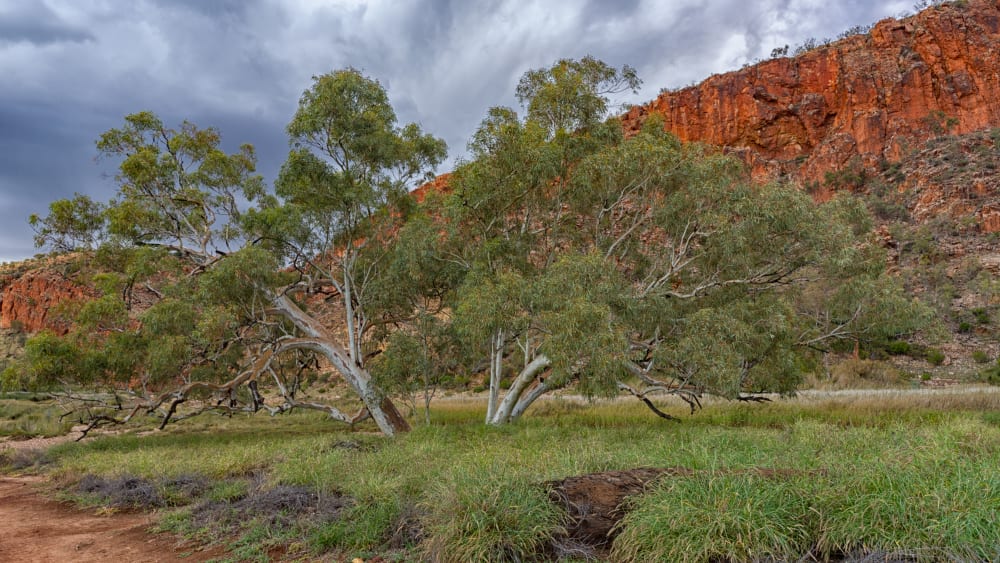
[11,69,444,437]
[405,58,928,424]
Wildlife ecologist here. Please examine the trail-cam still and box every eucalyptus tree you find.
[417,59,928,424]
[417,57,641,424]
[10,69,445,437]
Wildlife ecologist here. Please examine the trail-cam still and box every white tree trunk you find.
[489,354,550,425]
[486,329,503,423]
[270,294,409,436]
[509,379,552,422]
[343,263,359,365]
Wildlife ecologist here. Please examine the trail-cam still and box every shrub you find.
[981,360,1000,386]
[925,348,946,366]
[972,308,990,325]
[884,341,911,356]
[972,350,990,364]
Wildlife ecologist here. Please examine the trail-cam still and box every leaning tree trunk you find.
[488,354,551,425]
[271,294,410,436]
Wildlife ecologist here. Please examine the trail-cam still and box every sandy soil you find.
[0,476,223,563]
[0,425,88,452]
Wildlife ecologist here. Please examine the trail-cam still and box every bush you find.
[972,350,990,364]
[981,360,1000,386]
[925,348,946,366]
[884,341,911,356]
[972,308,990,325]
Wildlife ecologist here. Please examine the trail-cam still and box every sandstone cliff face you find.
[0,259,95,335]
[623,0,1000,188]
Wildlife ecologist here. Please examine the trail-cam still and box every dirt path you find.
[0,476,222,563]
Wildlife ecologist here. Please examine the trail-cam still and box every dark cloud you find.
[0,0,911,262]
[0,3,93,45]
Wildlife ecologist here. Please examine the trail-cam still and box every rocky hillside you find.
[623,0,1000,230]
[2,0,998,381]
[0,255,96,336]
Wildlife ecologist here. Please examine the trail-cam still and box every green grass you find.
[31,391,1000,561]
[0,398,74,438]
[613,472,816,562]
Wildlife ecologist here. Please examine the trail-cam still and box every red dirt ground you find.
[0,476,223,563]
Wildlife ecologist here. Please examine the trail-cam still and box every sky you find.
[0,0,913,263]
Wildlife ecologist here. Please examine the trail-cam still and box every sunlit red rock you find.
[0,264,95,335]
[622,0,1000,188]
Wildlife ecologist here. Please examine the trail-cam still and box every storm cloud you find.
[0,0,910,262]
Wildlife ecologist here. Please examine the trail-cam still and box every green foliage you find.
[981,359,1000,385]
[972,307,990,324]
[972,350,990,364]
[922,110,959,136]
[925,348,946,366]
[399,57,929,418]
[28,193,106,251]
[276,68,446,258]
[884,340,912,355]
[4,331,85,390]
[823,157,868,191]
[96,111,264,252]
[25,74,445,435]
[515,55,639,138]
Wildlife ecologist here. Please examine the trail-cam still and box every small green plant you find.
[981,360,1000,385]
[925,348,946,366]
[922,110,959,137]
[885,341,912,356]
[958,321,973,333]
[972,308,990,325]
[206,480,248,502]
[972,350,990,364]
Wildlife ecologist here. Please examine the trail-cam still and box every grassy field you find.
[3,389,1000,562]
[0,395,76,438]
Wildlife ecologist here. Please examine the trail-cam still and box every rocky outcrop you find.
[0,259,95,335]
[895,128,1000,231]
[623,0,1000,188]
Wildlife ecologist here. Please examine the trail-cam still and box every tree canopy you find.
[375,61,929,424]
[5,59,929,433]
[5,70,444,437]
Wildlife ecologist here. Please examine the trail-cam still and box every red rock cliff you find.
[0,259,96,335]
[623,0,1000,184]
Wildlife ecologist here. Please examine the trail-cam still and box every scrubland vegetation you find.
[4,391,998,562]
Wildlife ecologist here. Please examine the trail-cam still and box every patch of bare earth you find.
[0,476,224,563]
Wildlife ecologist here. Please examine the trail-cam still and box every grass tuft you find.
[612,472,816,562]
[421,466,566,562]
